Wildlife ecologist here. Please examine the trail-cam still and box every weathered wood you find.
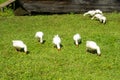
[15,0,120,15]
[0,0,15,12]
[22,1,120,13]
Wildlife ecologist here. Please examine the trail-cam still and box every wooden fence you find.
[0,0,15,12]
[14,0,120,15]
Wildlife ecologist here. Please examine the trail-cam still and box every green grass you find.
[0,0,7,4]
[0,8,14,16]
[0,13,120,80]
[0,0,14,16]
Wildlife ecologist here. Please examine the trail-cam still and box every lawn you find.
[0,0,7,4]
[0,13,120,80]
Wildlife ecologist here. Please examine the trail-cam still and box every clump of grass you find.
[0,0,14,16]
[0,8,14,16]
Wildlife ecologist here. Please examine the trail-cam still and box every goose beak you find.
[57,48,61,51]
[25,51,29,54]
[76,44,79,47]
[97,54,101,56]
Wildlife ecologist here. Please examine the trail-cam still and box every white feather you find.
[53,35,61,50]
[86,41,101,55]
[83,9,103,16]
[73,33,81,46]
[12,40,27,53]
[95,9,103,14]
[83,10,96,16]
[35,31,44,43]
[91,14,106,23]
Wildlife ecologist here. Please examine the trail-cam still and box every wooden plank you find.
[0,0,15,8]
[14,0,120,15]
[0,0,15,12]
[23,1,120,13]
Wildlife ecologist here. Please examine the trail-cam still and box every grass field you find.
[0,13,120,80]
[0,0,7,4]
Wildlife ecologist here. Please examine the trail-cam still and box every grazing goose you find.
[73,33,81,46]
[86,41,101,56]
[95,9,103,14]
[91,14,106,24]
[53,35,61,51]
[83,10,96,16]
[83,9,103,17]
[35,31,44,43]
[12,40,28,53]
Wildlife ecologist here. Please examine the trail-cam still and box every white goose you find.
[86,41,101,56]
[73,33,81,46]
[12,40,27,53]
[91,14,106,24]
[53,35,61,51]
[83,10,96,16]
[95,9,103,14]
[83,9,103,17]
[35,31,44,43]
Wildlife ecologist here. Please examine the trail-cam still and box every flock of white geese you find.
[12,31,101,56]
[12,9,106,56]
[83,9,106,24]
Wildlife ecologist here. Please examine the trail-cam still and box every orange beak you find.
[76,44,79,47]
[97,54,101,56]
[57,48,61,51]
